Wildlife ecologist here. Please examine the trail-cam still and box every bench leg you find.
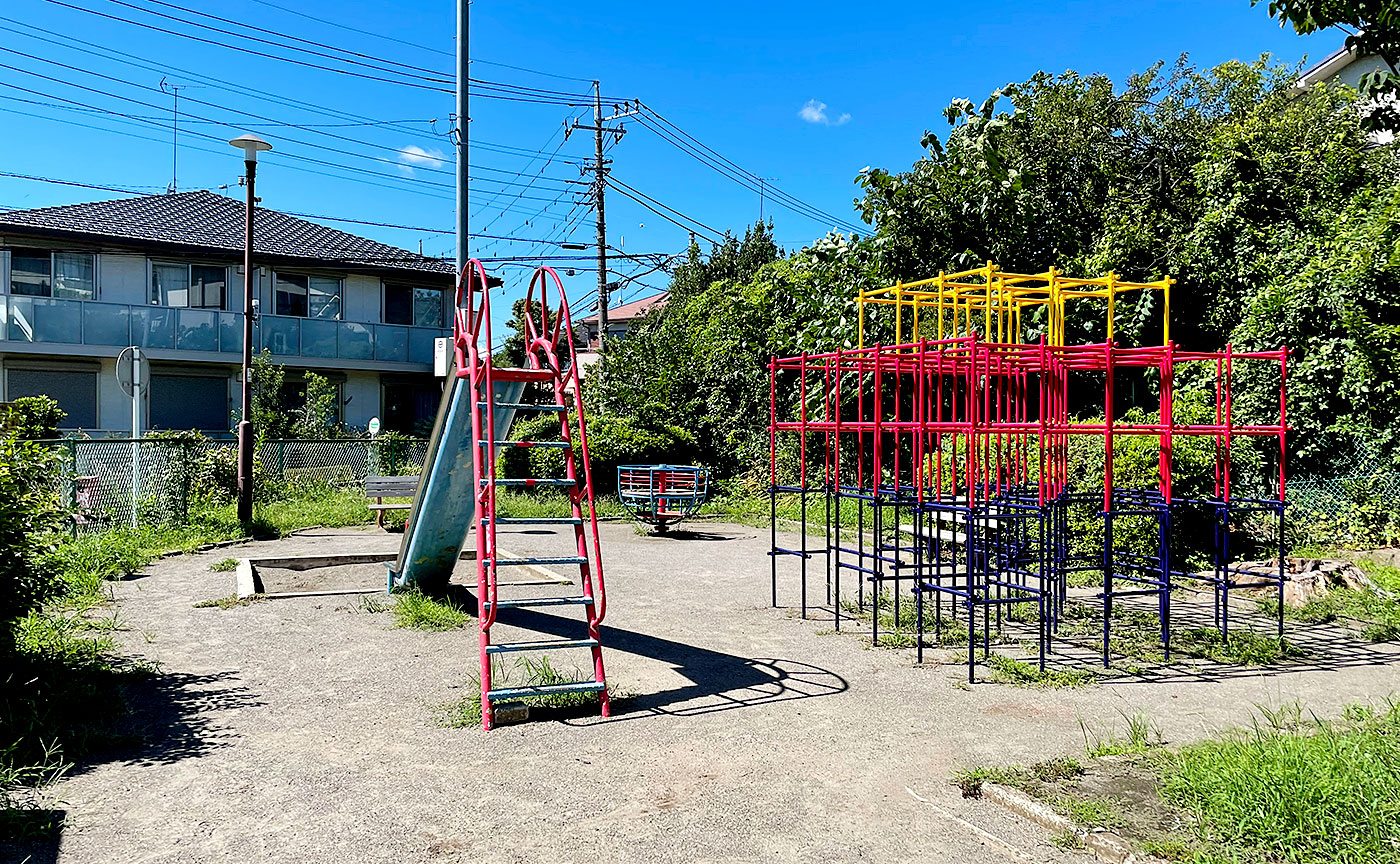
[377,497,384,528]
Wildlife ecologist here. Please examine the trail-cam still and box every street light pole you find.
[229,133,272,524]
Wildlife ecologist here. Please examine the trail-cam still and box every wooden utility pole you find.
[570,86,636,350]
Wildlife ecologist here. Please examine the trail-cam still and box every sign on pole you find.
[434,337,451,378]
[115,346,145,528]
[368,416,381,437]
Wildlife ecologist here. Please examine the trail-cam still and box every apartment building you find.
[0,190,455,435]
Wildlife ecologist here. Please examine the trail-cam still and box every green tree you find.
[1255,0,1400,132]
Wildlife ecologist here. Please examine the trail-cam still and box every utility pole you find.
[570,85,636,351]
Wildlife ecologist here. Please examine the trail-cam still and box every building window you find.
[9,249,96,300]
[150,374,229,430]
[382,378,441,433]
[6,368,98,428]
[383,283,446,327]
[275,273,341,319]
[151,263,226,309]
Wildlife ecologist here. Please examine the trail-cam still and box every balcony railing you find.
[0,295,447,365]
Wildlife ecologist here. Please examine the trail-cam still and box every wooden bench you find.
[365,475,418,527]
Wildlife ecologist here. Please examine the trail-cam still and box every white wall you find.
[342,371,380,428]
[97,253,147,305]
[344,274,381,324]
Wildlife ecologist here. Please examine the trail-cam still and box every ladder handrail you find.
[526,266,607,624]
[455,260,502,630]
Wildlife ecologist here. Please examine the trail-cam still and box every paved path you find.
[15,522,1400,863]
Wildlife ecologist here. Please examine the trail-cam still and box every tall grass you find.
[1163,701,1400,864]
[391,590,469,631]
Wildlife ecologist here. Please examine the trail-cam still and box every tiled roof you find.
[0,190,454,276]
[581,292,668,324]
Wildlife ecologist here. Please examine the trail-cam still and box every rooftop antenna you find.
[160,78,202,194]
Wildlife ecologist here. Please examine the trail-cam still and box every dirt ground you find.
[12,521,1400,864]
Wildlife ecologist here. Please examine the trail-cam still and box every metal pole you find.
[594,81,608,350]
[236,157,256,523]
[131,347,141,529]
[456,0,469,272]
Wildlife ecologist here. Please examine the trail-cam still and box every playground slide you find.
[386,365,525,593]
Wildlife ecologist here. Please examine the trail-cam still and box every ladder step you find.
[483,478,576,487]
[484,638,599,655]
[481,401,567,411]
[487,681,606,701]
[496,516,582,525]
[489,368,556,382]
[483,596,593,609]
[479,440,571,449]
[493,555,587,567]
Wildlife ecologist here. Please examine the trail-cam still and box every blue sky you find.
[0,0,1334,314]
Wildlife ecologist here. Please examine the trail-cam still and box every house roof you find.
[0,190,454,277]
[581,292,668,325]
[1296,43,1357,91]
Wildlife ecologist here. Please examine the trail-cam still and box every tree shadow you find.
[0,810,64,864]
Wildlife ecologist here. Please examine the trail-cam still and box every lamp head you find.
[229,133,272,162]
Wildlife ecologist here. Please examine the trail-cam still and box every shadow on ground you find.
[482,606,847,723]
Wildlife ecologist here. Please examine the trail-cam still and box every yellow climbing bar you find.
[856,261,1174,347]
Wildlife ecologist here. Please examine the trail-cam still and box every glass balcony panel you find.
[83,302,131,346]
[301,318,337,358]
[338,321,373,360]
[262,316,300,356]
[374,325,408,362]
[176,309,219,351]
[9,296,84,343]
[132,306,175,349]
[409,327,441,365]
[218,312,241,354]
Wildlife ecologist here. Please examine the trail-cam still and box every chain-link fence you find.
[47,437,430,531]
[1286,437,1400,547]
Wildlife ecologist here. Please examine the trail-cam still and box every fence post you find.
[278,440,286,479]
[182,439,192,522]
[66,439,78,509]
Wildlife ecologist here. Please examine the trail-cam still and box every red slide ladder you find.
[461,262,609,731]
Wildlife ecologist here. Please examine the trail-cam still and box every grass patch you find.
[2,611,158,790]
[986,655,1095,688]
[192,594,266,610]
[1030,755,1086,783]
[1055,600,1305,667]
[1081,710,1164,757]
[354,594,391,614]
[392,589,469,631]
[1161,700,1400,864]
[951,764,1028,797]
[978,700,1400,864]
[1275,563,1400,642]
[208,557,239,572]
[1049,831,1085,850]
[438,655,605,728]
[1051,794,1122,829]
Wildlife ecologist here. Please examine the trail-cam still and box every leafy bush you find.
[1,396,65,440]
[0,432,66,649]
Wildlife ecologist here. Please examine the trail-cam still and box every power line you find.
[635,103,865,234]
[41,0,624,105]
[605,175,726,244]
[0,170,605,249]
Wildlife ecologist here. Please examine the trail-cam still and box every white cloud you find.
[398,144,447,175]
[798,99,850,126]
